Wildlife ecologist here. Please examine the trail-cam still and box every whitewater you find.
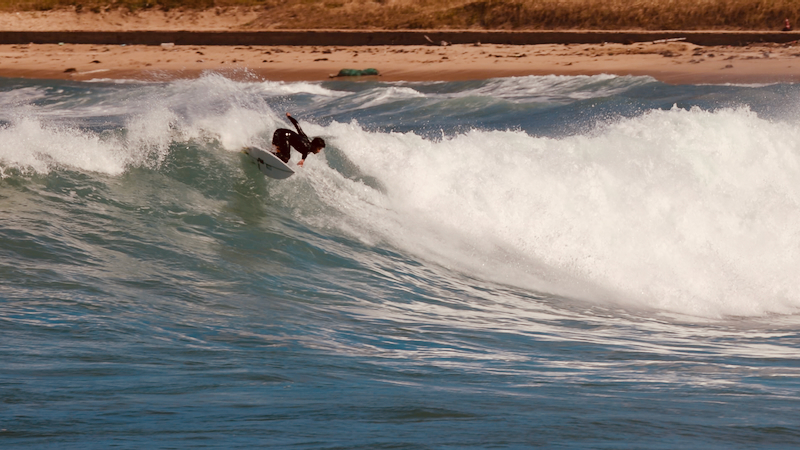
[2,73,800,448]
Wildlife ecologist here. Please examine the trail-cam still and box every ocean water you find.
[2,72,800,449]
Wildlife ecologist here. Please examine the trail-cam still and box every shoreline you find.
[1,10,800,84]
[2,41,800,84]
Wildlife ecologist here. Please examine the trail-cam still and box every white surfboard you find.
[243,146,295,180]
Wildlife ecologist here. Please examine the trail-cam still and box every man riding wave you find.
[272,113,326,167]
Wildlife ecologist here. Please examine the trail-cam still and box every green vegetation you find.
[1,0,798,30]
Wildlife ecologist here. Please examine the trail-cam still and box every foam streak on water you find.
[2,73,800,449]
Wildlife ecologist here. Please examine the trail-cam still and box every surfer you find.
[272,113,326,166]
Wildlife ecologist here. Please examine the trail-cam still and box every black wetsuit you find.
[272,116,313,164]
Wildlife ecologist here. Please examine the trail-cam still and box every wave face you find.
[3,73,800,448]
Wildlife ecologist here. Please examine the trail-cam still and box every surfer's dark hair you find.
[312,137,326,149]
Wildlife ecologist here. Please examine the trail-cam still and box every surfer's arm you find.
[286,113,305,137]
[297,149,311,167]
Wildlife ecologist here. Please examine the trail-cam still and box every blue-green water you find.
[2,73,800,448]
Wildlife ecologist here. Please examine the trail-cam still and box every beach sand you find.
[1,10,799,84]
[1,41,799,84]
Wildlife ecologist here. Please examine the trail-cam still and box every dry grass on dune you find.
[1,0,799,30]
[266,0,800,31]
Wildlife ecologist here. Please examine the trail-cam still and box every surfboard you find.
[243,146,295,180]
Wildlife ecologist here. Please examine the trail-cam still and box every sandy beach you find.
[0,10,799,84]
[1,40,799,84]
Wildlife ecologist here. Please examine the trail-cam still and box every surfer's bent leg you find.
[271,128,294,163]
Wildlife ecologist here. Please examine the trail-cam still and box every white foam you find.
[358,86,426,108]
[258,80,345,97]
[0,117,126,175]
[82,78,155,85]
[0,73,283,176]
[304,106,800,319]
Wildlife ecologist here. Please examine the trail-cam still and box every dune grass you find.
[1,0,798,30]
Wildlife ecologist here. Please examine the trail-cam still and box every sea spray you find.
[0,117,126,175]
[297,106,800,318]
